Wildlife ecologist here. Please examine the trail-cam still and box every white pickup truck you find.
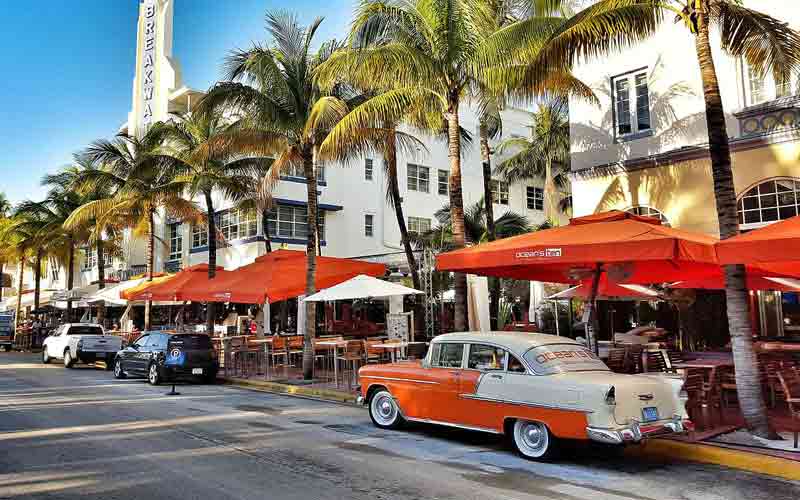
[42,323,123,369]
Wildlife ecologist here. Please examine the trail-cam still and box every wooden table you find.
[372,341,409,363]
[673,358,734,370]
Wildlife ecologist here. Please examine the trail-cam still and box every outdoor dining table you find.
[314,339,348,386]
[248,337,274,379]
[371,341,409,363]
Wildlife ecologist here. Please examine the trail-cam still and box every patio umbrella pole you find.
[584,263,603,355]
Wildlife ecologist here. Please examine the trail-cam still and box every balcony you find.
[735,96,800,138]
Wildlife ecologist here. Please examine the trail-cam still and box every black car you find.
[113,332,218,385]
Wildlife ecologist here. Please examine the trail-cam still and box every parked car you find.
[42,323,122,369]
[113,331,218,385]
[357,332,691,460]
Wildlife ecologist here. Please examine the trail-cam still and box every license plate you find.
[192,368,203,375]
[642,407,659,422]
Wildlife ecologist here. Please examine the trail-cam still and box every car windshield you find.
[67,326,103,336]
[523,344,609,375]
[168,335,211,349]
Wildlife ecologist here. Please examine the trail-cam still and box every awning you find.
[548,276,661,301]
[185,249,386,304]
[125,264,227,302]
[717,215,800,264]
[304,274,422,302]
[3,290,56,310]
[86,278,181,306]
[669,263,800,291]
[436,211,721,284]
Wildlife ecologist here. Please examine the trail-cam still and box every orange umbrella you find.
[436,211,721,352]
[669,263,800,291]
[548,275,662,301]
[180,249,387,304]
[120,274,173,300]
[126,264,226,301]
[717,215,800,264]
[437,211,721,284]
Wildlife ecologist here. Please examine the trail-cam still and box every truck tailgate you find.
[80,336,122,353]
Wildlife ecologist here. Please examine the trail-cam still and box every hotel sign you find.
[140,0,157,127]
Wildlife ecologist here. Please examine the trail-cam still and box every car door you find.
[126,334,150,375]
[424,342,467,424]
[48,326,68,358]
[458,343,508,429]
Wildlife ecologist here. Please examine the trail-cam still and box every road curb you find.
[222,377,358,405]
[624,438,800,481]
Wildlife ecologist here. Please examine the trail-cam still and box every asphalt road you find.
[0,352,797,500]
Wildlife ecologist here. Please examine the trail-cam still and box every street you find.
[0,352,796,500]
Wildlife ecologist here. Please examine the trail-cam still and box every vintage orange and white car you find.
[358,332,691,460]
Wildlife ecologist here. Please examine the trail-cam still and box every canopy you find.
[120,274,173,300]
[125,264,227,301]
[436,211,721,284]
[717,215,800,264]
[548,276,661,301]
[669,262,800,291]
[87,278,181,306]
[2,290,55,310]
[304,274,423,302]
[179,250,387,304]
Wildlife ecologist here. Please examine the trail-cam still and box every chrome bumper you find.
[586,417,691,445]
[356,395,366,406]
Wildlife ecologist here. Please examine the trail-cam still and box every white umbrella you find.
[303,275,423,302]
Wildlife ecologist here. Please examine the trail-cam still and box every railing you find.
[110,265,148,281]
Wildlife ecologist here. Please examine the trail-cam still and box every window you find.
[747,62,767,105]
[407,164,430,192]
[168,223,182,261]
[626,206,670,226]
[364,214,374,237]
[192,223,208,249]
[612,70,651,137]
[738,178,800,227]
[219,209,258,241]
[431,343,465,368]
[82,246,112,270]
[491,180,509,205]
[132,335,149,349]
[267,204,326,241]
[743,60,798,105]
[507,355,527,373]
[283,164,325,182]
[467,344,506,371]
[437,169,449,196]
[523,344,609,375]
[365,159,374,181]
[407,216,431,236]
[527,186,543,211]
[316,162,326,183]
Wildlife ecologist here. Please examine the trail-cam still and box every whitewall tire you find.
[512,420,556,460]
[369,390,404,429]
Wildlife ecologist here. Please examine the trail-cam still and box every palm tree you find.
[0,212,38,335]
[198,11,345,379]
[66,128,199,330]
[159,110,262,336]
[231,157,276,254]
[0,193,11,303]
[495,97,571,223]
[519,0,800,438]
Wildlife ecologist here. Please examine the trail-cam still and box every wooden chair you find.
[683,369,722,430]
[363,339,386,364]
[645,350,673,373]
[777,370,800,448]
[718,365,738,408]
[606,348,626,373]
[271,335,289,367]
[287,335,304,366]
[624,345,644,373]
[336,340,365,389]
[406,342,428,361]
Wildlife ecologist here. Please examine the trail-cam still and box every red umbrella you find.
[669,263,800,291]
[437,211,721,352]
[548,276,662,300]
[717,215,800,264]
[126,264,226,301]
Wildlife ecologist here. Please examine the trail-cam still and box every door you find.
[126,334,151,375]
[425,342,467,424]
[458,344,508,429]
[48,326,69,358]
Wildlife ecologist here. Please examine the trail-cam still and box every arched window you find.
[626,206,670,226]
[737,178,800,228]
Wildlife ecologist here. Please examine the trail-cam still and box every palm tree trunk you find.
[14,256,24,340]
[144,210,155,331]
[447,97,467,332]
[1,261,5,302]
[204,191,217,337]
[695,2,776,439]
[479,119,500,330]
[96,237,106,327]
[33,249,42,311]
[387,128,420,290]
[543,158,559,223]
[66,236,75,323]
[261,209,273,253]
[302,147,318,380]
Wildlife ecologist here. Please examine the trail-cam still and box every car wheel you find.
[369,390,404,429]
[147,363,162,385]
[42,347,51,364]
[113,358,127,379]
[512,420,556,461]
[63,350,75,368]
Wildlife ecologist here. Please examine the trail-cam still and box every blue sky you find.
[0,0,351,204]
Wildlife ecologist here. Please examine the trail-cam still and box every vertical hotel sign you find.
[140,0,157,128]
